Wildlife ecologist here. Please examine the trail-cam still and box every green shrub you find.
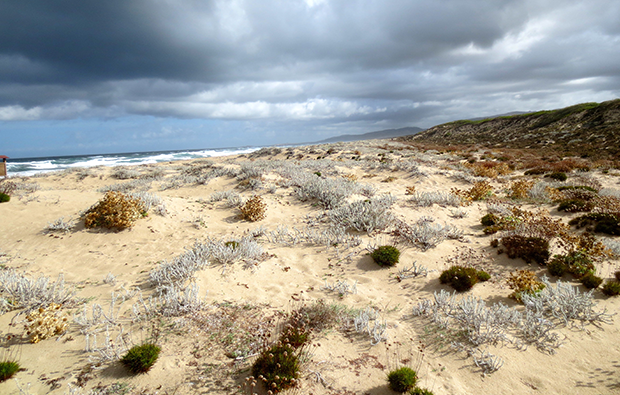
[547,256,568,277]
[580,272,603,289]
[546,172,567,181]
[569,213,620,235]
[410,388,435,395]
[564,251,595,278]
[387,367,418,393]
[120,343,161,374]
[601,280,620,296]
[594,216,620,236]
[501,235,550,265]
[557,199,589,212]
[0,360,21,382]
[480,213,499,227]
[439,266,483,292]
[0,192,9,203]
[371,245,400,267]
[252,343,300,393]
[615,271,620,282]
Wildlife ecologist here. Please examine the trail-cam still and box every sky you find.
[1,0,619,158]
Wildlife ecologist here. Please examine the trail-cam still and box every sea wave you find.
[5,147,261,177]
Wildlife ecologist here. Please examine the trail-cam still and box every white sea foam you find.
[6,147,262,177]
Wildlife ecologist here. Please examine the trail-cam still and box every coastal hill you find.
[316,126,424,143]
[398,99,620,159]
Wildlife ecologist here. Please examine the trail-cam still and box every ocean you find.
[5,146,264,177]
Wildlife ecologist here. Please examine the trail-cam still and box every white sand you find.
[1,140,619,395]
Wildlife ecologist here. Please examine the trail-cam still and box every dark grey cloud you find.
[0,0,619,151]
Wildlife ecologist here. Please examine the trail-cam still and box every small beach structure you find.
[0,156,7,177]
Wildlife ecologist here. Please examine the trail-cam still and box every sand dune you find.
[1,140,619,395]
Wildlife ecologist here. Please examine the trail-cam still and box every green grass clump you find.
[371,245,400,267]
[387,367,418,393]
[120,343,161,374]
[580,272,603,289]
[602,280,620,296]
[410,388,435,395]
[252,343,300,393]
[0,360,21,382]
[439,266,488,292]
[0,192,10,203]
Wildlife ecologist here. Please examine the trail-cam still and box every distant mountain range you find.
[398,99,620,160]
[315,126,424,143]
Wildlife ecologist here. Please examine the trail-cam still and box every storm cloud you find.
[1,0,619,156]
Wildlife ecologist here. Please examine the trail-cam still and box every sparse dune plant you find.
[0,192,9,203]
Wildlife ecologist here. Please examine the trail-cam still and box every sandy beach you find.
[1,139,619,395]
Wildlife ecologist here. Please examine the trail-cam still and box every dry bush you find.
[468,181,494,201]
[24,303,69,343]
[405,186,416,195]
[466,161,512,178]
[239,195,267,222]
[452,180,494,203]
[507,270,546,302]
[508,179,535,200]
[0,180,17,195]
[342,173,358,181]
[84,191,145,229]
[509,209,568,240]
